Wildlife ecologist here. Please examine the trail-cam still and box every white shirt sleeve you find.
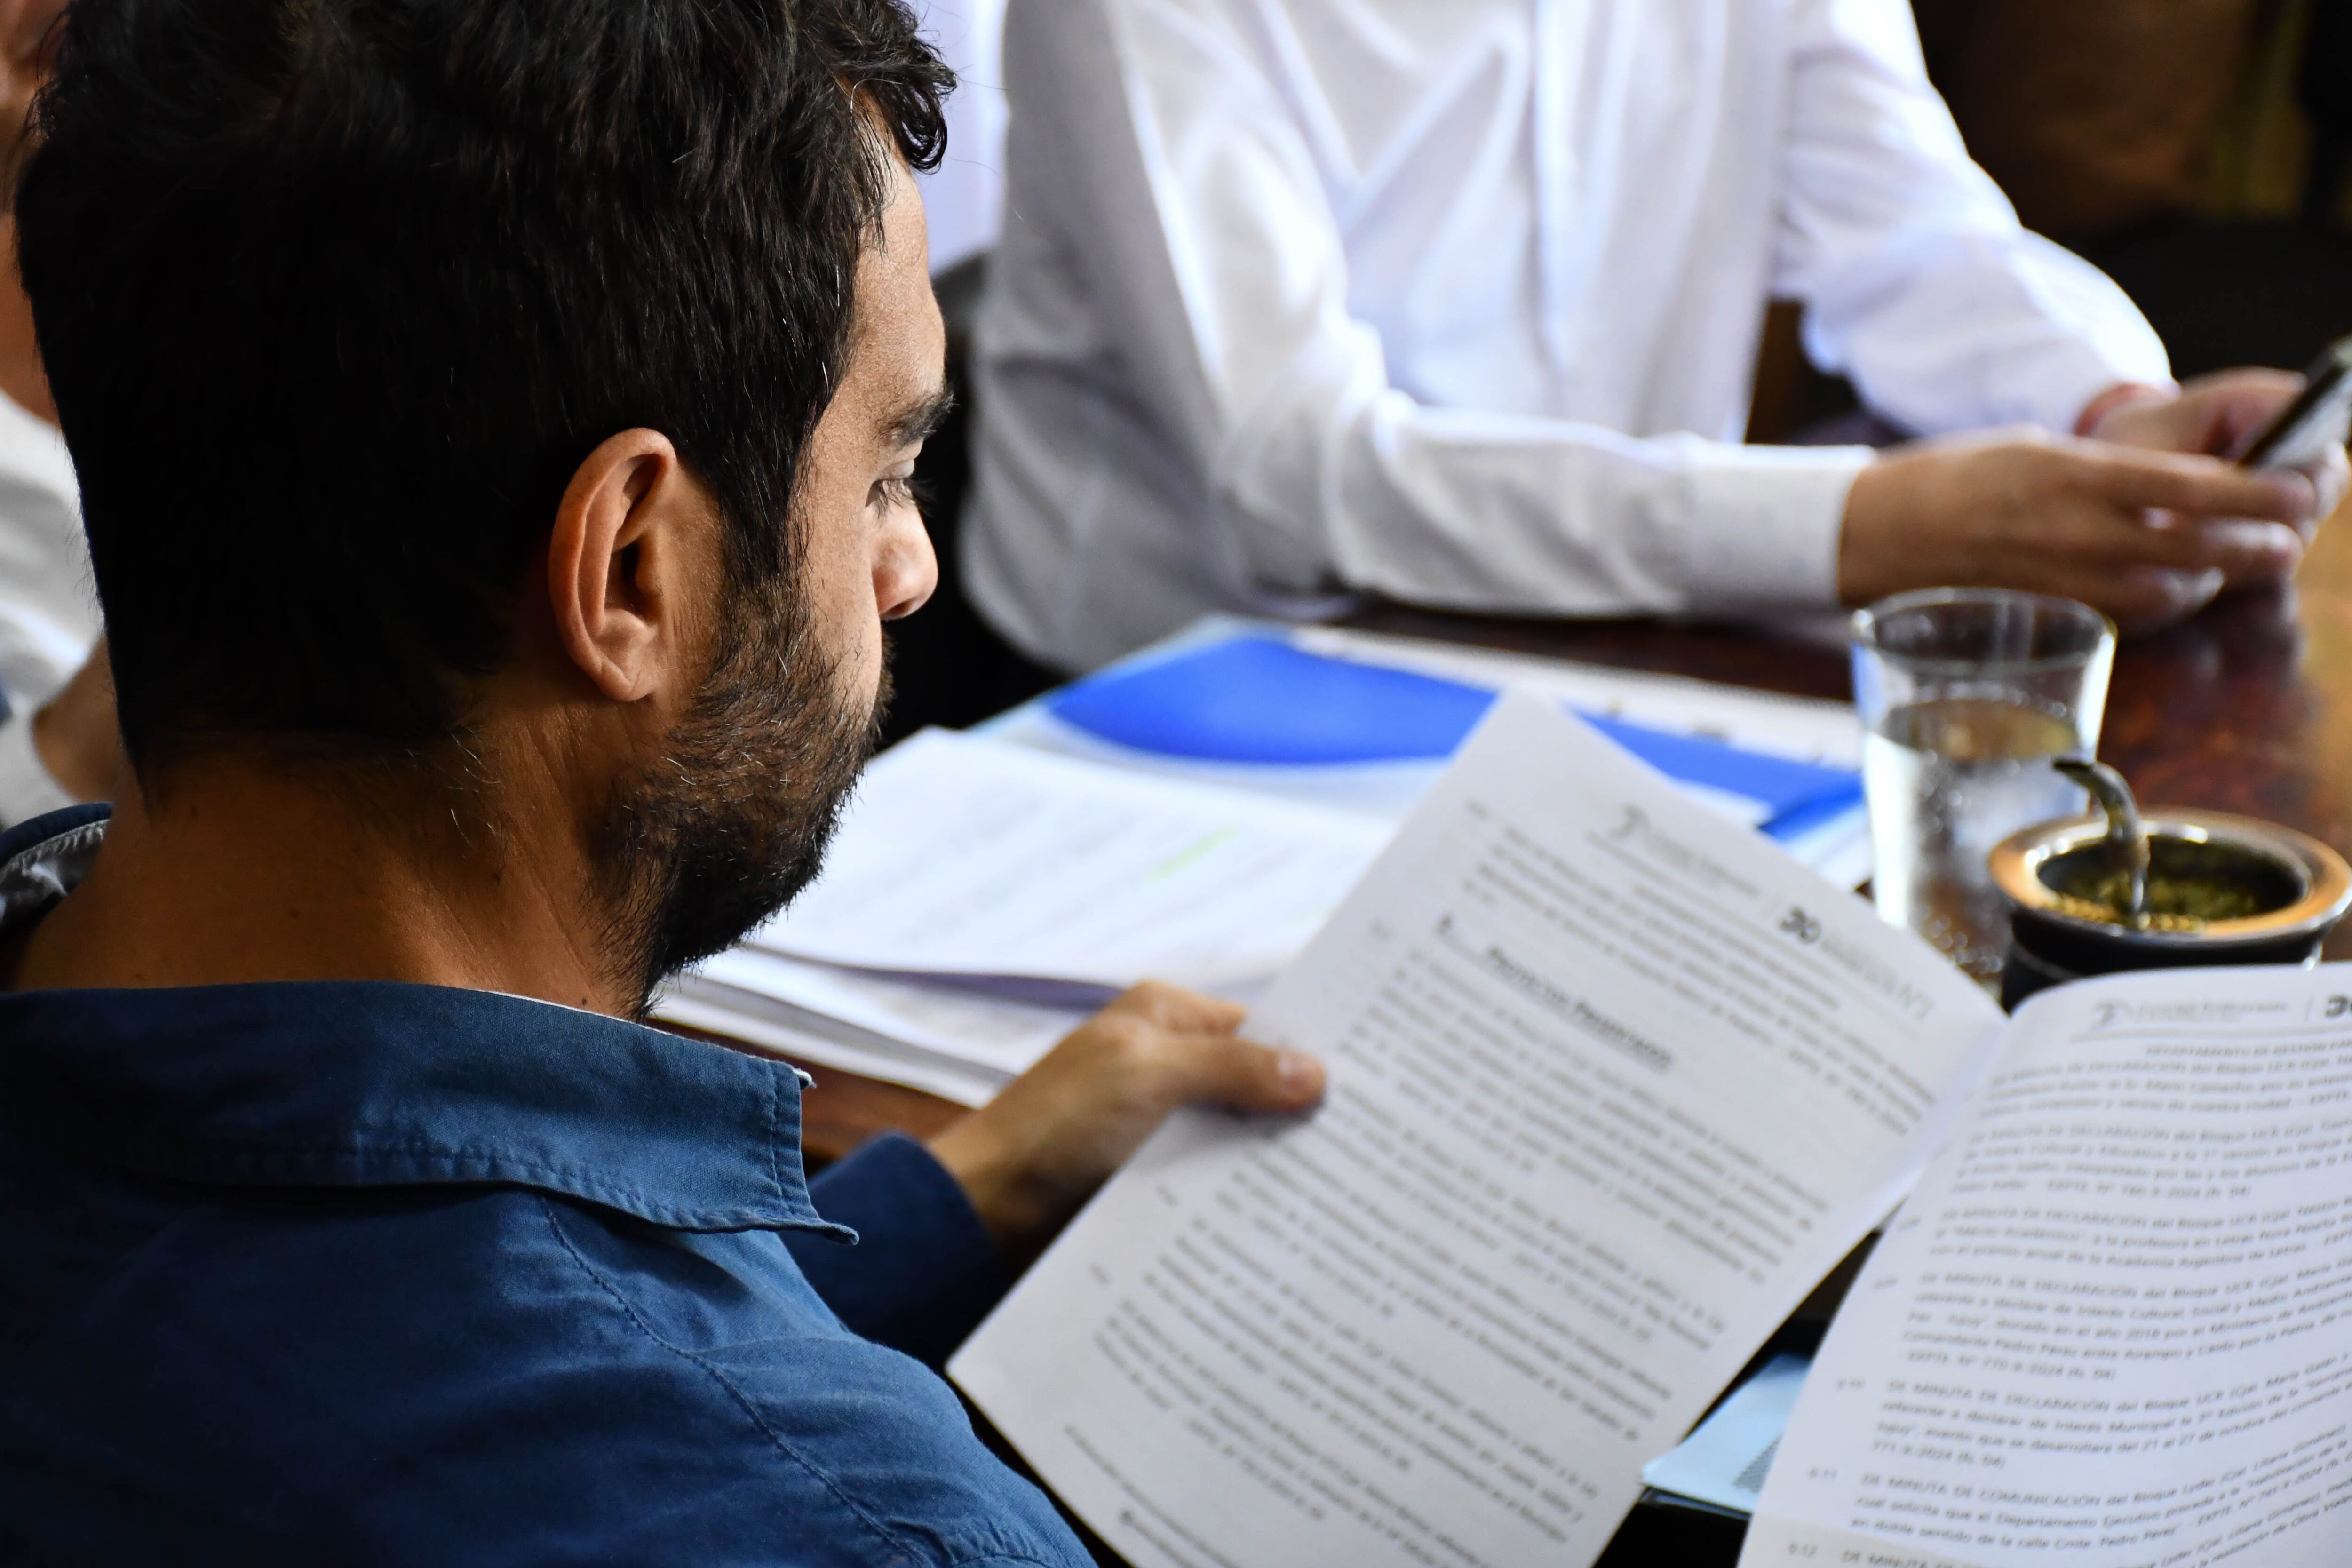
[0,394,96,828]
[1771,0,2173,436]
[1039,0,1865,621]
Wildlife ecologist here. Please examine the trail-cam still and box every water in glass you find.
[1865,695,2083,982]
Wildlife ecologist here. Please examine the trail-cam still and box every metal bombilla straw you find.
[2053,757,2150,930]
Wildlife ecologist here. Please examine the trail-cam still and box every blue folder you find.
[1046,636,1861,842]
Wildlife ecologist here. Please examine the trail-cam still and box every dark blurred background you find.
[1754,0,2352,439]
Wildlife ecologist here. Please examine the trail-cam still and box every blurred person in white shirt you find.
[0,0,112,824]
[0,376,105,824]
[962,0,2351,673]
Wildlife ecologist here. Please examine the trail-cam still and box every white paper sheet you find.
[743,729,1393,995]
[654,956,1087,1107]
[1743,964,2352,1568]
[691,947,1081,1076]
[951,692,2002,1568]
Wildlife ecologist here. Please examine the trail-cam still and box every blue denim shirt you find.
[0,807,1089,1566]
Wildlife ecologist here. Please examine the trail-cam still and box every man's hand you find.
[1839,429,2319,629]
[2084,370,2352,578]
[31,639,121,802]
[927,981,1324,1261]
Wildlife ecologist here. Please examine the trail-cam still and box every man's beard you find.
[592,570,881,1017]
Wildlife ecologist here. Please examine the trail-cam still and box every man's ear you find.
[546,429,701,704]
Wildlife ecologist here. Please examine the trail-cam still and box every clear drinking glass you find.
[1851,589,2116,986]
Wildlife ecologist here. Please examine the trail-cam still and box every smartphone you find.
[2240,336,2352,471]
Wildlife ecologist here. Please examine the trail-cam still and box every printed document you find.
[659,947,1084,1106]
[951,692,2003,1568]
[743,728,1391,996]
[1744,964,2352,1568]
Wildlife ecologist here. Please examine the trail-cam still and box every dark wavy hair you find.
[16,0,949,774]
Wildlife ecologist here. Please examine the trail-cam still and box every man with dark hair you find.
[0,0,1323,1559]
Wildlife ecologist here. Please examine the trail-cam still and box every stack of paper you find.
[659,619,1876,1105]
[741,725,1392,995]
[661,948,1085,1107]
[658,728,1393,1103]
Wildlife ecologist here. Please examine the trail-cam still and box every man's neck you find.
[4,749,634,1015]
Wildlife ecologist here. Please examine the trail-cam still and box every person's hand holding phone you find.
[1839,429,2314,628]
[2083,359,2352,589]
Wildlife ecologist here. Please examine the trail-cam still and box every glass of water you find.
[1852,589,2116,985]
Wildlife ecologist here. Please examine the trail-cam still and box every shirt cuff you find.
[788,1132,1007,1369]
[0,711,76,831]
[2025,348,2177,441]
[1677,443,1871,610]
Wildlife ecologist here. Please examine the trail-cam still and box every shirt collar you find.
[0,806,846,1237]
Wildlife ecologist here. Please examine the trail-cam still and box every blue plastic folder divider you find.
[1045,636,1862,841]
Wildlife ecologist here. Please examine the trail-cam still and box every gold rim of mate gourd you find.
[1989,810,2352,944]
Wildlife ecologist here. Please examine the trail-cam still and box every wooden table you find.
[797,504,2352,1165]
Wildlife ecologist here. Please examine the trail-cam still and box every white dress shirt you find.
[914,0,1009,273]
[961,0,2173,671]
[0,390,93,826]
